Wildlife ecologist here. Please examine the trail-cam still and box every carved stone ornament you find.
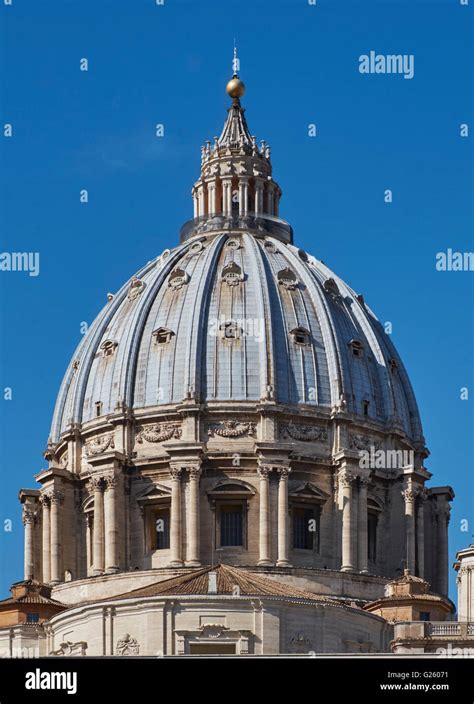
[60,451,68,467]
[168,267,189,290]
[84,433,115,457]
[50,641,88,657]
[338,471,356,488]
[116,634,140,656]
[277,267,298,290]
[127,277,145,301]
[198,624,229,639]
[208,420,256,438]
[280,422,328,442]
[221,261,244,286]
[288,632,312,652]
[22,507,37,525]
[348,434,380,452]
[136,422,182,443]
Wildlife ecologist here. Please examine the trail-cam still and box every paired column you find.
[416,490,426,578]
[339,470,356,572]
[257,466,271,566]
[357,476,370,574]
[402,482,417,575]
[222,179,233,215]
[22,507,36,581]
[169,466,183,566]
[276,466,291,567]
[104,474,119,574]
[92,477,105,576]
[254,179,264,214]
[49,490,63,584]
[187,466,202,567]
[436,502,450,595]
[39,495,51,583]
[207,180,217,215]
[238,177,249,216]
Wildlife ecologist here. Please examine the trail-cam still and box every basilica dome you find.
[51,225,423,444]
[50,155,422,447]
[14,64,454,659]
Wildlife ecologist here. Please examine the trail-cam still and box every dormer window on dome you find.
[100,339,118,357]
[349,339,364,357]
[152,327,175,345]
[221,261,244,286]
[277,268,298,290]
[389,358,399,372]
[290,327,311,346]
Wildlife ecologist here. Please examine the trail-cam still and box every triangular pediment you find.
[288,481,329,501]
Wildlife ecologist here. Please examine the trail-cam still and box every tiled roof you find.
[0,593,64,607]
[108,564,346,605]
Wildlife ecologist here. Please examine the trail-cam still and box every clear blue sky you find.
[0,0,472,603]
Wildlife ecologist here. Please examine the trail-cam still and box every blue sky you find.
[0,0,472,602]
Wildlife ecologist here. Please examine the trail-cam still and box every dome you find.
[14,59,455,660]
[51,230,423,444]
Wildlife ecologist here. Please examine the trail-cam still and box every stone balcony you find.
[391,621,474,653]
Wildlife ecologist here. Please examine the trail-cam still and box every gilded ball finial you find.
[226,76,245,99]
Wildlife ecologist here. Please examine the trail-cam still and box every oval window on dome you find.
[127,277,145,301]
[100,339,118,357]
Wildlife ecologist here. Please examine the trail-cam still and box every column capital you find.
[39,493,51,507]
[358,476,371,487]
[48,489,64,505]
[277,466,291,479]
[187,465,202,480]
[103,473,119,490]
[435,503,451,524]
[401,486,420,503]
[338,470,356,488]
[22,507,37,525]
[169,465,184,480]
[90,475,106,491]
[257,465,271,479]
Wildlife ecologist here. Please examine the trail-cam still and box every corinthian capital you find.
[257,465,271,480]
[169,465,183,481]
[276,465,291,479]
[49,489,64,505]
[103,473,119,490]
[338,470,356,488]
[22,507,37,525]
[187,465,202,480]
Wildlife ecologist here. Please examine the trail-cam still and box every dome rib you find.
[50,234,423,443]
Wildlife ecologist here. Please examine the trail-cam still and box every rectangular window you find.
[293,507,316,550]
[220,505,243,547]
[26,613,39,624]
[368,512,377,562]
[151,508,170,550]
[419,612,431,622]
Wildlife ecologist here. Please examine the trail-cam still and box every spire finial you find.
[226,44,245,100]
[232,40,239,77]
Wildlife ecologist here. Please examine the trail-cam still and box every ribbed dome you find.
[50,232,423,444]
